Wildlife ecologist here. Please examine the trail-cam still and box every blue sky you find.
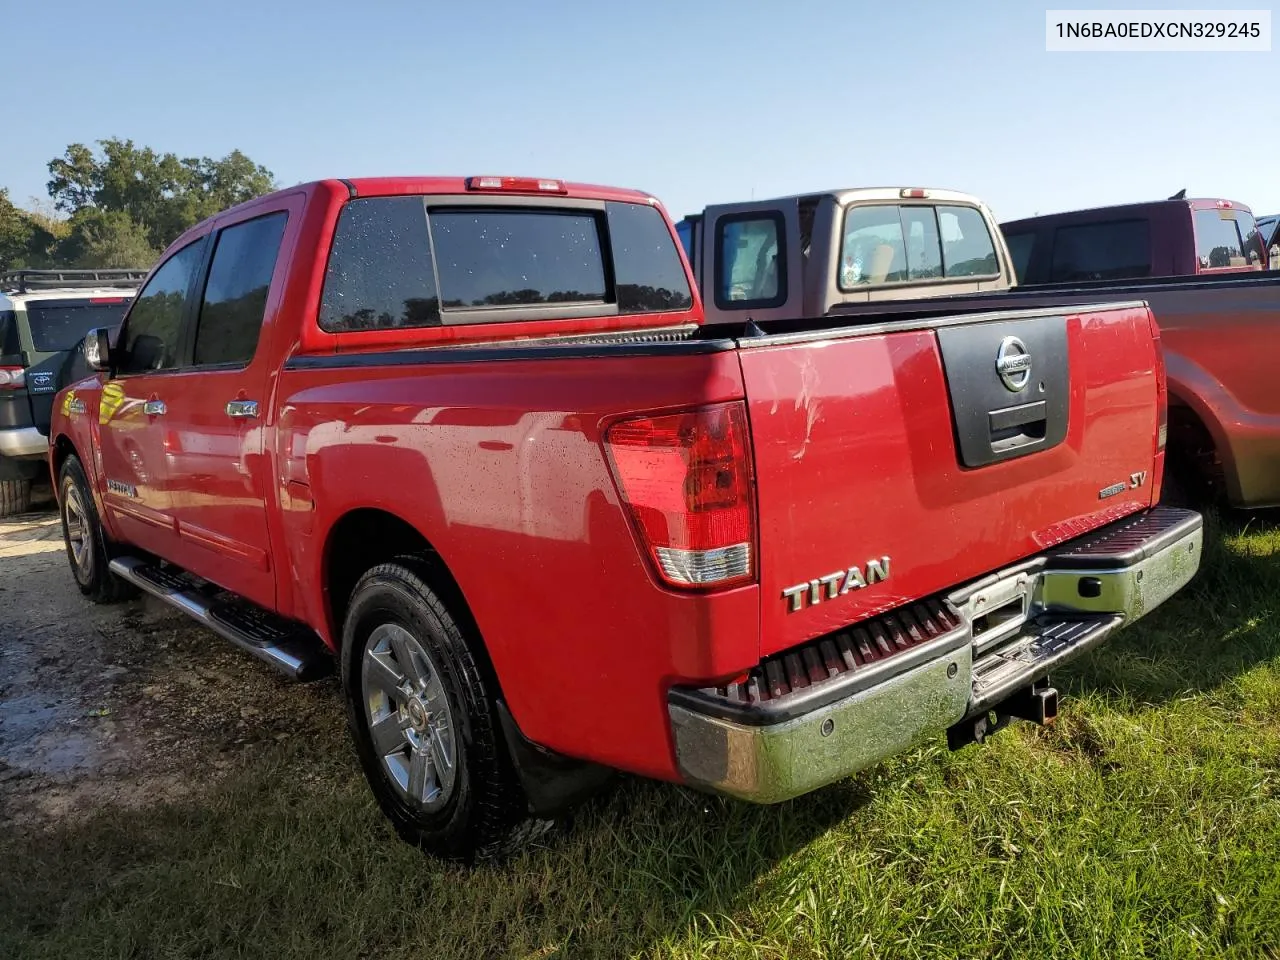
[5,0,1277,223]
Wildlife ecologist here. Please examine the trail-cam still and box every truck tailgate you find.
[740,304,1161,657]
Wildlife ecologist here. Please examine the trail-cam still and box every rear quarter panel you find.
[1145,281,1280,505]
[277,348,759,780]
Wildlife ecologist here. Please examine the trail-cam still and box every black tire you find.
[0,478,32,518]
[57,455,137,603]
[341,561,534,862]
[1160,454,1214,509]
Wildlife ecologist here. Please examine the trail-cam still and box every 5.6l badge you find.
[783,557,891,612]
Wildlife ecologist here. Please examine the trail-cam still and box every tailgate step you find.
[1048,506,1201,569]
[109,557,332,681]
[967,613,1122,717]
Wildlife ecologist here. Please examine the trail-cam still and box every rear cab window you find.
[1004,232,1035,283]
[1050,220,1151,282]
[838,203,998,289]
[319,197,692,334]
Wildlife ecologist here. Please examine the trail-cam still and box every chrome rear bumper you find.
[668,507,1202,803]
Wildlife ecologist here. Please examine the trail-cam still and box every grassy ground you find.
[2,516,1279,959]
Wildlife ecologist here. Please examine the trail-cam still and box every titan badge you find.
[106,479,138,499]
[783,557,891,612]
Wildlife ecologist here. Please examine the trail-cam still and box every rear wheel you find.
[341,562,536,862]
[58,455,136,603]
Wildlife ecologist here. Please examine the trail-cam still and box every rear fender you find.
[1164,349,1248,504]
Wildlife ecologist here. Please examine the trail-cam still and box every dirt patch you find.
[0,508,345,827]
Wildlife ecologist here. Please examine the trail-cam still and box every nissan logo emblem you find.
[995,336,1032,392]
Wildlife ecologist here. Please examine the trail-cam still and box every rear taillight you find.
[0,366,25,390]
[604,402,756,590]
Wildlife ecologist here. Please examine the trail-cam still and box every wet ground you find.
[0,493,342,826]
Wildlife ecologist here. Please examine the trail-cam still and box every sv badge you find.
[783,557,891,612]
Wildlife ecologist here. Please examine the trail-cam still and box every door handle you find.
[226,399,259,420]
[143,399,166,417]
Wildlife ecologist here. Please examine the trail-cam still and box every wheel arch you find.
[1165,387,1231,504]
[321,507,490,677]
[51,433,78,483]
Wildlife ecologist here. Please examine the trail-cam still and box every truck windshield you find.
[25,300,133,352]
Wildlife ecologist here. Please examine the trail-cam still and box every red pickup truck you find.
[49,176,1202,861]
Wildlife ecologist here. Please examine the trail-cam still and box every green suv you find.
[0,270,143,515]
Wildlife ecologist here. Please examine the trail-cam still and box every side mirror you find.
[84,328,112,373]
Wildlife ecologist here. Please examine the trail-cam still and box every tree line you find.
[0,139,275,272]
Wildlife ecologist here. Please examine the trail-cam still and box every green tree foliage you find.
[46,138,275,253]
[55,209,159,269]
[14,200,73,269]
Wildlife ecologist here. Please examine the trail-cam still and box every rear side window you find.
[1050,220,1151,282]
[0,310,20,355]
[432,209,606,308]
[606,202,693,313]
[1194,209,1250,269]
[194,212,288,366]
[840,204,999,289]
[715,213,785,308]
[319,197,440,333]
[118,240,205,374]
[1004,232,1035,283]
[24,301,133,353]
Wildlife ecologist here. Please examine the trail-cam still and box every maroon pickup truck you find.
[48,175,1201,861]
[1002,197,1268,284]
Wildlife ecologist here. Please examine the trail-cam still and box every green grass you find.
[4,518,1280,959]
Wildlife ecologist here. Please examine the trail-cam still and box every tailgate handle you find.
[988,400,1047,453]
